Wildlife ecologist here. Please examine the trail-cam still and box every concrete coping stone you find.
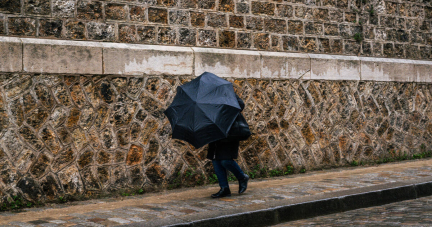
[103,42,193,52]
[0,36,22,43]
[21,37,104,47]
[1,36,431,83]
[21,37,103,74]
[192,47,261,56]
[359,56,416,64]
[310,53,360,61]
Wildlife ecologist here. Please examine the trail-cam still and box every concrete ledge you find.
[193,47,261,78]
[413,60,432,83]
[310,54,360,81]
[0,37,431,83]
[22,38,103,74]
[103,43,194,75]
[360,57,416,82]
[0,37,22,72]
[259,52,311,79]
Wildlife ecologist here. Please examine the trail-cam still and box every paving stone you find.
[127,217,146,222]
[107,218,130,224]
[7,222,35,227]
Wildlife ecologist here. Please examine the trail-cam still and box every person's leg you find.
[212,160,229,188]
[220,160,246,180]
[211,160,231,198]
[220,160,249,194]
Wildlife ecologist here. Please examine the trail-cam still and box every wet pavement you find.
[2,159,432,226]
[276,195,432,226]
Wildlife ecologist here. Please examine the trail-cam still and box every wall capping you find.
[1,37,431,83]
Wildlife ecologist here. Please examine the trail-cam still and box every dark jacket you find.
[207,95,245,160]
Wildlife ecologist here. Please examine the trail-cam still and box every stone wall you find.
[1,0,432,60]
[0,73,431,203]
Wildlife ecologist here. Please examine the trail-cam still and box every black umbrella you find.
[164,72,242,148]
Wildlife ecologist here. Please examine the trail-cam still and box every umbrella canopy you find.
[164,72,241,148]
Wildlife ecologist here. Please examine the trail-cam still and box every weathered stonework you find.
[0,0,431,60]
[0,74,431,203]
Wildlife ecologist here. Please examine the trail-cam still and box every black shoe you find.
[211,187,231,198]
[238,174,249,194]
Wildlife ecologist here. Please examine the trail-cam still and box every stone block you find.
[219,0,234,12]
[130,5,146,22]
[169,9,190,26]
[0,0,21,13]
[264,18,287,34]
[198,0,215,9]
[254,33,270,50]
[207,13,227,28]
[39,19,63,38]
[24,0,50,15]
[236,2,249,13]
[158,27,176,44]
[246,16,263,30]
[86,22,115,41]
[149,7,168,24]
[360,57,416,82]
[193,47,260,78]
[251,1,275,15]
[309,54,360,80]
[229,15,244,28]
[237,32,252,48]
[191,12,205,27]
[0,37,22,73]
[179,28,196,46]
[105,3,127,21]
[65,20,85,39]
[198,29,217,47]
[103,43,194,75]
[22,38,103,74]
[77,0,102,20]
[219,30,235,48]
[53,0,76,18]
[0,16,4,35]
[8,17,36,36]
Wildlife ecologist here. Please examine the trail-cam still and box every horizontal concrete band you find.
[1,36,432,83]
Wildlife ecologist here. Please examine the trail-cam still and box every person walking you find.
[207,95,250,198]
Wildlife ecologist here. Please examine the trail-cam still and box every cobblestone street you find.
[277,195,432,226]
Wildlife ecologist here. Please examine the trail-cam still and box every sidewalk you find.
[2,159,432,227]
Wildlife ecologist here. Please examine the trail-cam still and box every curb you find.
[163,181,432,227]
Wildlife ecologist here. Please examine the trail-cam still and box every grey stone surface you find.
[193,47,261,78]
[360,57,417,82]
[0,37,22,72]
[309,54,361,80]
[1,37,431,82]
[103,43,194,75]
[260,52,287,79]
[22,38,103,74]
